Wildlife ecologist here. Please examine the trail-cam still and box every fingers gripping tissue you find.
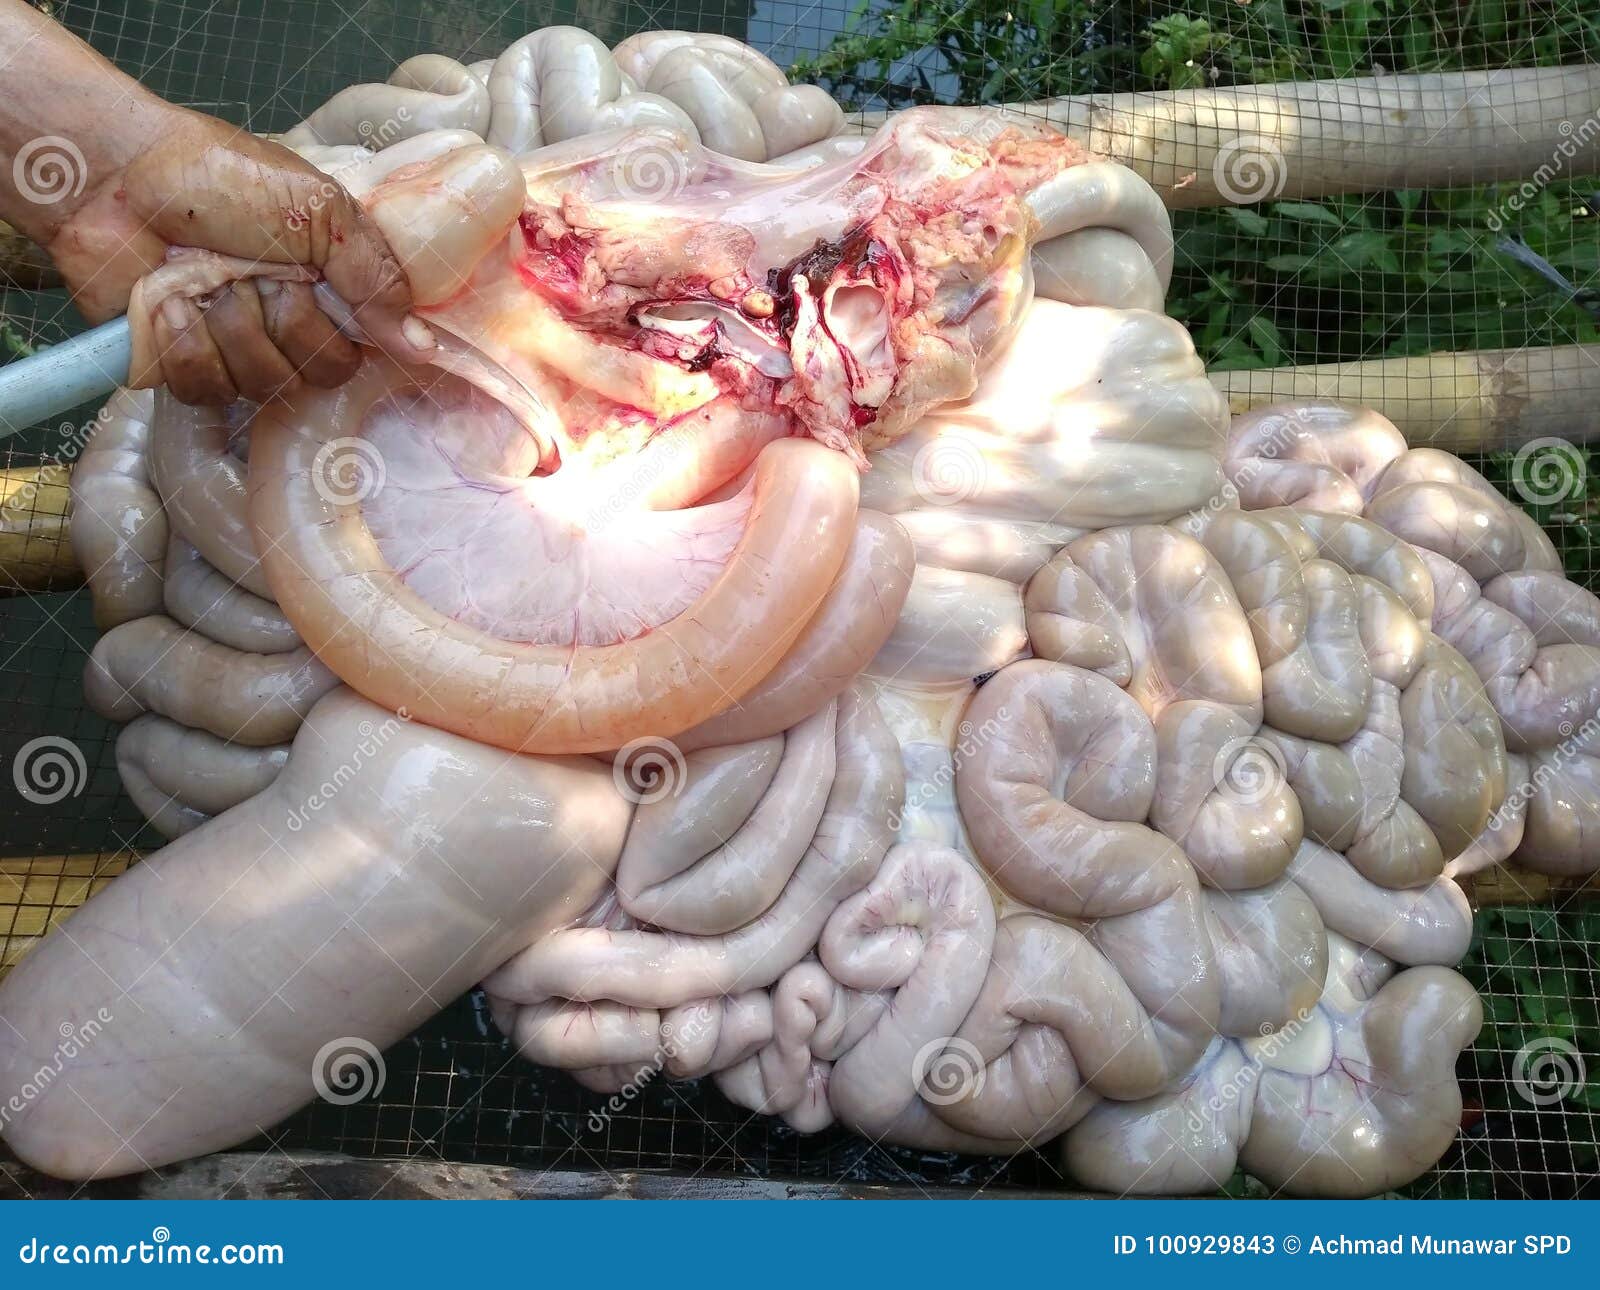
[8,24,1583,1194]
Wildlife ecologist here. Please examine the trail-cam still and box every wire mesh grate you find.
[0,0,1597,1197]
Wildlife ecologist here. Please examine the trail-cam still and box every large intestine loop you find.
[610,30,844,162]
[1192,507,1503,893]
[864,301,1229,550]
[280,55,492,150]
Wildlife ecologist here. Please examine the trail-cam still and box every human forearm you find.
[0,0,171,243]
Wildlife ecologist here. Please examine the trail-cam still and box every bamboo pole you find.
[0,852,134,981]
[858,66,1600,209]
[1211,344,1600,453]
[1,341,1599,595]
[0,463,79,593]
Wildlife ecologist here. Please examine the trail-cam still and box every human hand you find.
[39,105,433,404]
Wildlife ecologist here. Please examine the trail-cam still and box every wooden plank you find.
[1464,864,1600,908]
[0,1147,1075,1199]
[0,854,134,878]
[0,852,133,983]
[0,464,80,595]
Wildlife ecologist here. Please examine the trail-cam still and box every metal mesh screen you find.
[0,0,1597,1198]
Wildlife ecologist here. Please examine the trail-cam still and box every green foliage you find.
[795,0,1600,562]
[793,0,1600,375]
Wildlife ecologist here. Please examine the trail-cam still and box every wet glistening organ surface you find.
[4,31,1596,1194]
